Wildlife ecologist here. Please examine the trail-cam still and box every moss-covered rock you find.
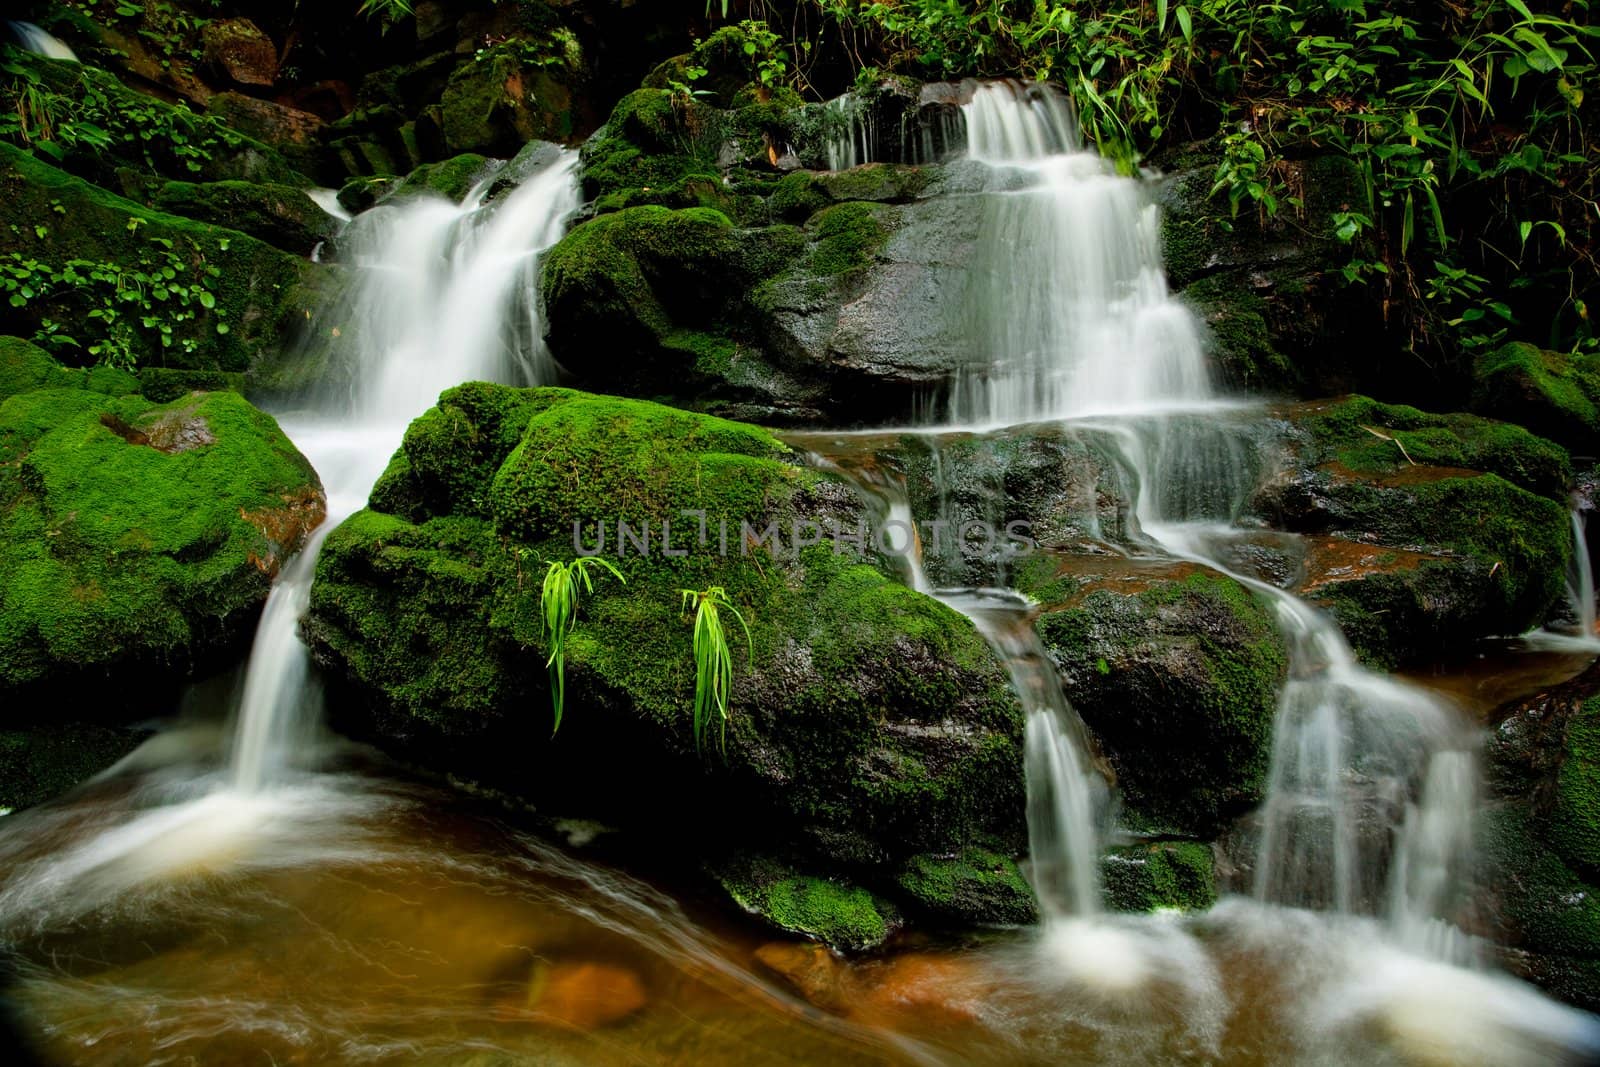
[0,721,148,812]
[716,855,899,951]
[439,39,582,156]
[1101,841,1217,913]
[308,385,1025,894]
[0,374,323,697]
[0,336,137,400]
[0,144,324,381]
[893,847,1037,926]
[1254,397,1574,661]
[1473,342,1600,455]
[153,179,338,254]
[1026,564,1288,836]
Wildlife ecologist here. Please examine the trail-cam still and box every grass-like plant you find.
[680,586,752,754]
[540,556,623,735]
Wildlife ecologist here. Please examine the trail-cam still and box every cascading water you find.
[946,80,1480,948]
[230,151,579,792]
[6,20,78,62]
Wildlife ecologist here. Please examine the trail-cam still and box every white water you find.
[825,94,875,171]
[948,82,1213,428]
[7,20,77,62]
[231,150,580,791]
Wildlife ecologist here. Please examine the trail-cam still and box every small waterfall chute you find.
[6,20,77,62]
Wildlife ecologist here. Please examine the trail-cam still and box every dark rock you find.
[154,179,338,254]
[1472,341,1600,457]
[200,18,279,89]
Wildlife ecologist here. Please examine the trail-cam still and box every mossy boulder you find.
[0,374,324,697]
[0,144,325,382]
[0,336,137,400]
[308,384,1026,915]
[893,847,1037,926]
[1473,341,1600,455]
[1253,397,1574,663]
[153,179,338,255]
[1101,841,1217,913]
[716,855,899,951]
[0,721,149,812]
[439,39,582,156]
[1482,666,1600,1009]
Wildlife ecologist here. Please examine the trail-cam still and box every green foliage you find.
[539,555,623,734]
[792,0,1598,364]
[680,585,752,754]
[0,50,243,174]
[1,232,227,369]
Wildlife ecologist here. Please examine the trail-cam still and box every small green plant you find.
[539,556,623,734]
[680,586,752,754]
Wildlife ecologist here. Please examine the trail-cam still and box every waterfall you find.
[824,94,874,171]
[6,20,77,62]
[949,82,1212,428]
[230,151,580,791]
[1570,507,1597,640]
[950,81,1479,944]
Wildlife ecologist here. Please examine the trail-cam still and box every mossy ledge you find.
[307,383,1028,939]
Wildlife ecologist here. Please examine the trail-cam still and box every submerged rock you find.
[307,384,1028,931]
[0,341,324,697]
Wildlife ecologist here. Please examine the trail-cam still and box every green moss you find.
[1299,395,1571,500]
[1473,341,1600,453]
[1034,570,1286,833]
[769,172,830,222]
[0,143,316,376]
[894,847,1037,925]
[153,179,333,253]
[717,855,895,950]
[137,368,247,403]
[580,89,722,204]
[1182,272,1298,392]
[0,384,321,693]
[0,721,146,811]
[805,202,889,277]
[393,153,491,203]
[1482,804,1600,958]
[1102,841,1217,912]
[1551,697,1600,877]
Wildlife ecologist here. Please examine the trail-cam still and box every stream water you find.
[4,83,1600,1065]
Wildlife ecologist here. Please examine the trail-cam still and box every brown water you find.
[4,643,1600,1067]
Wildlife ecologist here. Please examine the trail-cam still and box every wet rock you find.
[715,856,900,952]
[0,721,149,812]
[893,847,1037,926]
[1480,661,1600,1009]
[439,40,582,156]
[1252,396,1573,664]
[200,18,279,89]
[1022,557,1289,837]
[1101,841,1217,913]
[853,953,985,1026]
[205,93,327,177]
[753,941,848,1010]
[153,179,338,255]
[308,385,1025,907]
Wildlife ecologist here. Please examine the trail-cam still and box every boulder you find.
[1019,557,1289,836]
[153,179,339,255]
[0,144,324,382]
[205,93,327,179]
[200,18,279,89]
[1482,661,1600,1010]
[0,348,324,697]
[306,384,1027,926]
[439,40,582,156]
[1253,396,1574,664]
[1101,841,1218,912]
[1473,341,1600,456]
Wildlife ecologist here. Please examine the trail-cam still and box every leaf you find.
[1519,219,1533,247]
[1175,6,1193,45]
[1401,191,1415,256]
[197,290,215,309]
[1157,0,1168,32]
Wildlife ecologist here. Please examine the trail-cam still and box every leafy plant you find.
[539,556,624,734]
[679,585,752,755]
[0,232,228,369]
